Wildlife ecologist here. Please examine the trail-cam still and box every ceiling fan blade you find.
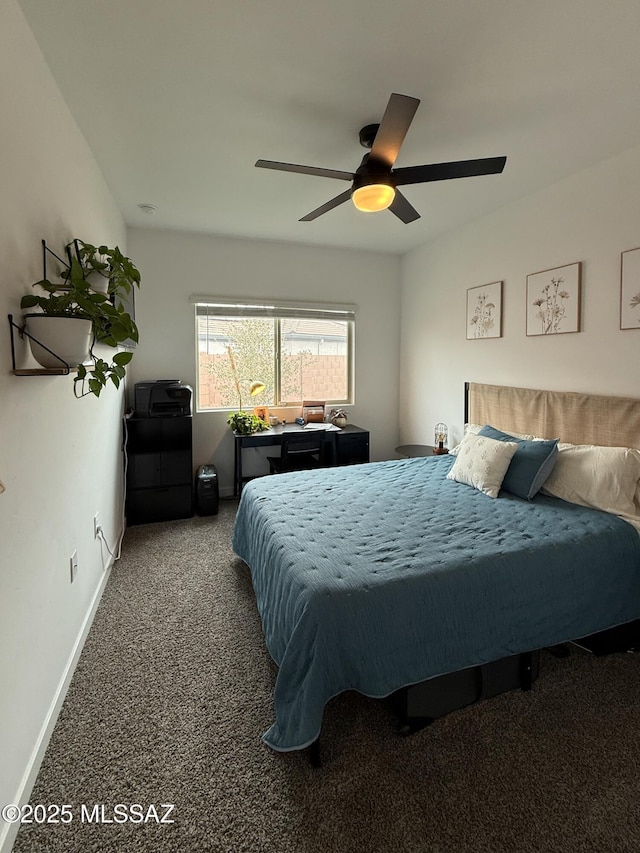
[389,190,420,224]
[369,93,420,169]
[393,156,507,186]
[299,189,352,222]
[255,159,354,182]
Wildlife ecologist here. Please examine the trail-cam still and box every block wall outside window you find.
[195,307,354,411]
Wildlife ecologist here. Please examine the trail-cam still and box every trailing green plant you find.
[227,411,269,435]
[20,242,141,397]
[72,241,140,299]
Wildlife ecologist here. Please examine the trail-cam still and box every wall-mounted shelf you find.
[12,367,69,376]
[43,238,73,281]
[8,239,76,376]
[8,314,72,375]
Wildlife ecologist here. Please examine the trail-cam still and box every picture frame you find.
[253,405,270,422]
[526,262,581,336]
[620,247,640,330]
[466,281,502,339]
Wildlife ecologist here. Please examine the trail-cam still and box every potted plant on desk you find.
[227,410,270,435]
[330,408,348,428]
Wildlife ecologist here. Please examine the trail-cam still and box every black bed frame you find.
[306,384,640,767]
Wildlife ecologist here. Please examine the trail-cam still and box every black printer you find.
[134,380,193,418]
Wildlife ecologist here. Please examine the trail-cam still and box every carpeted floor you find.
[14,499,640,853]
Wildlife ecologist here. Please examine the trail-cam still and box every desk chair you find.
[267,431,324,475]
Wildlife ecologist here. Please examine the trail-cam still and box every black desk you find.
[234,423,369,495]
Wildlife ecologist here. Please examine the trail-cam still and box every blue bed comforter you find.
[232,455,640,751]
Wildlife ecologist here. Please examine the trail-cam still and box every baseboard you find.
[0,547,117,853]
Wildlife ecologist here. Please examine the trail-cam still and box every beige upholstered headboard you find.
[466,382,640,449]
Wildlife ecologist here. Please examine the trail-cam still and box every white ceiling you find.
[17,0,640,255]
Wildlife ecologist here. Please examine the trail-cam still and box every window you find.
[195,299,355,411]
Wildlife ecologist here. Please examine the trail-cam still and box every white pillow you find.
[449,423,483,456]
[450,423,546,455]
[541,443,640,517]
[446,432,519,498]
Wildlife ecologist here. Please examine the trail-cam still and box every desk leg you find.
[323,432,337,467]
[234,435,241,497]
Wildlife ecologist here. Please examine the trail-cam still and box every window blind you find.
[192,296,356,322]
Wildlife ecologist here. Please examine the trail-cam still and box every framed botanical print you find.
[526,262,581,336]
[620,247,640,330]
[466,281,502,339]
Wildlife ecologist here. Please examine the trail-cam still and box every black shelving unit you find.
[125,416,193,525]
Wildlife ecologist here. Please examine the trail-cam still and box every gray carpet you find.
[14,499,640,853]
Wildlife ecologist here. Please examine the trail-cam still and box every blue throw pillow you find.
[477,425,558,500]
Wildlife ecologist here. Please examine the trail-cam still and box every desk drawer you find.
[126,485,193,525]
[335,431,369,465]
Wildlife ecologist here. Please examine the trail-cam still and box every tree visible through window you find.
[196,304,353,411]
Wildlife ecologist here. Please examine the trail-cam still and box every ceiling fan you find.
[255,93,506,224]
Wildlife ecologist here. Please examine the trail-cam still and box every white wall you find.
[127,228,402,495]
[400,143,640,449]
[8,5,637,842]
[0,4,127,849]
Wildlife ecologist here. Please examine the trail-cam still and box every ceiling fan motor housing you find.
[352,153,395,193]
[359,123,380,149]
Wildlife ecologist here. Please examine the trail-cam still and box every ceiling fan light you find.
[352,183,395,213]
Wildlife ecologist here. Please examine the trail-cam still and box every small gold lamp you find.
[226,344,266,410]
[434,422,449,455]
[249,381,266,397]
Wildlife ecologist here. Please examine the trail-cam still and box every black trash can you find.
[196,465,219,515]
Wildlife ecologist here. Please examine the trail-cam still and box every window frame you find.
[194,297,356,412]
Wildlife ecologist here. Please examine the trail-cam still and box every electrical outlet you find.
[94,513,100,539]
[70,550,78,583]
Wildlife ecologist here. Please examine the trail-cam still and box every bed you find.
[232,383,640,753]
